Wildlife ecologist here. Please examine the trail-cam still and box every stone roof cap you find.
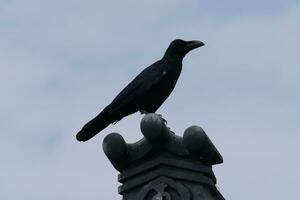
[103,113,223,172]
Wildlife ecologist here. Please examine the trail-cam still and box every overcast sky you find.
[1,1,300,199]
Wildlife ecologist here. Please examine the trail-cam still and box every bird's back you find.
[108,59,181,116]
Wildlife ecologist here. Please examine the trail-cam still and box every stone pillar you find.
[103,114,225,200]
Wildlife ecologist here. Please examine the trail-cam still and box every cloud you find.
[0,1,299,200]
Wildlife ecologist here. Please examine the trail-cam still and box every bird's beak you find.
[186,40,205,51]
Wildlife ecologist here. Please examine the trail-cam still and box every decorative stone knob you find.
[183,126,223,164]
[103,133,127,171]
[140,114,169,144]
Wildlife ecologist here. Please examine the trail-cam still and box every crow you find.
[76,39,204,141]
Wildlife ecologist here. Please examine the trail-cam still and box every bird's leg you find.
[139,110,149,115]
[140,110,168,125]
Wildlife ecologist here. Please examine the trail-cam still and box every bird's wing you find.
[108,60,168,113]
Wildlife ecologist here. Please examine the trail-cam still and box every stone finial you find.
[103,113,225,199]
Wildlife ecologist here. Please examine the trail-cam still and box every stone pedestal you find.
[103,114,225,200]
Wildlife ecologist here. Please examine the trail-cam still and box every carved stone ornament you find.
[103,114,225,199]
[138,176,191,200]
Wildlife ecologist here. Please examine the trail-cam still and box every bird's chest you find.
[142,65,182,108]
[156,68,180,93]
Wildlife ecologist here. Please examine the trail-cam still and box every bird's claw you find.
[156,114,174,134]
[156,114,167,124]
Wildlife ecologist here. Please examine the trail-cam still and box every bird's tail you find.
[76,109,112,142]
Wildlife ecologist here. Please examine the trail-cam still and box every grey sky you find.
[1,1,300,199]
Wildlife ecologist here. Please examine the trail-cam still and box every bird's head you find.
[163,39,205,60]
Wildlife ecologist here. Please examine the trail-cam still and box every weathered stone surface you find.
[183,126,223,165]
[103,114,225,199]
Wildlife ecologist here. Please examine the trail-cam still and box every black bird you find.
[76,39,204,141]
